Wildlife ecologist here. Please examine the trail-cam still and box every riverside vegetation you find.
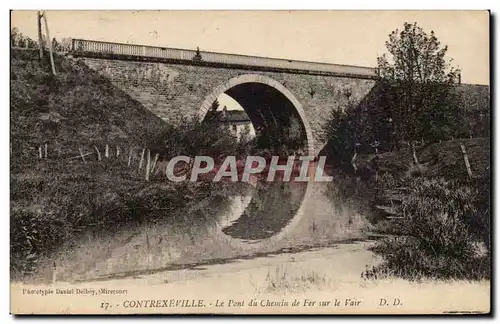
[10,47,249,279]
[323,23,490,281]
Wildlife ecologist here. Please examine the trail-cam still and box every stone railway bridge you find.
[71,39,380,156]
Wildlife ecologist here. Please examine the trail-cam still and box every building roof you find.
[220,110,251,123]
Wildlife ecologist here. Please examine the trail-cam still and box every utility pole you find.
[42,11,57,75]
[37,11,44,60]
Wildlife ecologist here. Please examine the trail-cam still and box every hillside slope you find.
[10,49,220,279]
[357,138,490,181]
[10,49,165,168]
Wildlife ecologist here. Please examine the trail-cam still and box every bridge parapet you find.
[71,39,378,79]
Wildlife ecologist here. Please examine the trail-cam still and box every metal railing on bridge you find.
[71,39,378,78]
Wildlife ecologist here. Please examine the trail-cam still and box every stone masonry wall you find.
[79,57,376,153]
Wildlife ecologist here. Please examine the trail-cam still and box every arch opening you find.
[199,74,314,156]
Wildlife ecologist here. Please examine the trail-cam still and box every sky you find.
[11,10,489,85]
[218,93,243,111]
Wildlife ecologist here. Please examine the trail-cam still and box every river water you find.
[30,178,370,284]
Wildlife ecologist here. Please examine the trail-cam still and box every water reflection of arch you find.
[215,180,313,246]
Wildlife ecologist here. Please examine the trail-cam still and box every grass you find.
[10,158,235,279]
[10,49,165,172]
[322,136,491,282]
[263,264,328,293]
[10,48,164,279]
[363,176,490,281]
[355,137,490,181]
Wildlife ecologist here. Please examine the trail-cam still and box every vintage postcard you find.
[10,10,490,315]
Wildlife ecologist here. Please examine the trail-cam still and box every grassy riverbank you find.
[11,158,243,279]
[364,176,490,281]
[326,138,491,281]
[10,48,243,279]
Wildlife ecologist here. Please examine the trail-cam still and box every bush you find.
[363,236,489,281]
[364,177,490,281]
[144,116,239,160]
[10,207,66,278]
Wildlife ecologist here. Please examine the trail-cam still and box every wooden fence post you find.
[116,145,120,158]
[37,11,44,60]
[138,147,145,170]
[52,261,57,284]
[460,144,473,179]
[145,149,151,181]
[93,145,102,161]
[151,153,159,174]
[410,141,419,165]
[351,151,358,173]
[146,233,152,265]
[105,144,109,159]
[127,148,133,167]
[44,143,48,159]
[78,148,87,163]
[42,12,57,76]
[38,146,43,159]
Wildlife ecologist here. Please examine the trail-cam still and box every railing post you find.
[460,144,473,179]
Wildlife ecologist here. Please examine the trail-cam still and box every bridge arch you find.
[198,74,315,156]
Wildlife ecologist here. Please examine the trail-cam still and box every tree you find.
[11,28,38,49]
[239,123,251,142]
[204,99,221,124]
[377,22,461,146]
[60,37,73,52]
[323,93,360,166]
[10,27,20,47]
